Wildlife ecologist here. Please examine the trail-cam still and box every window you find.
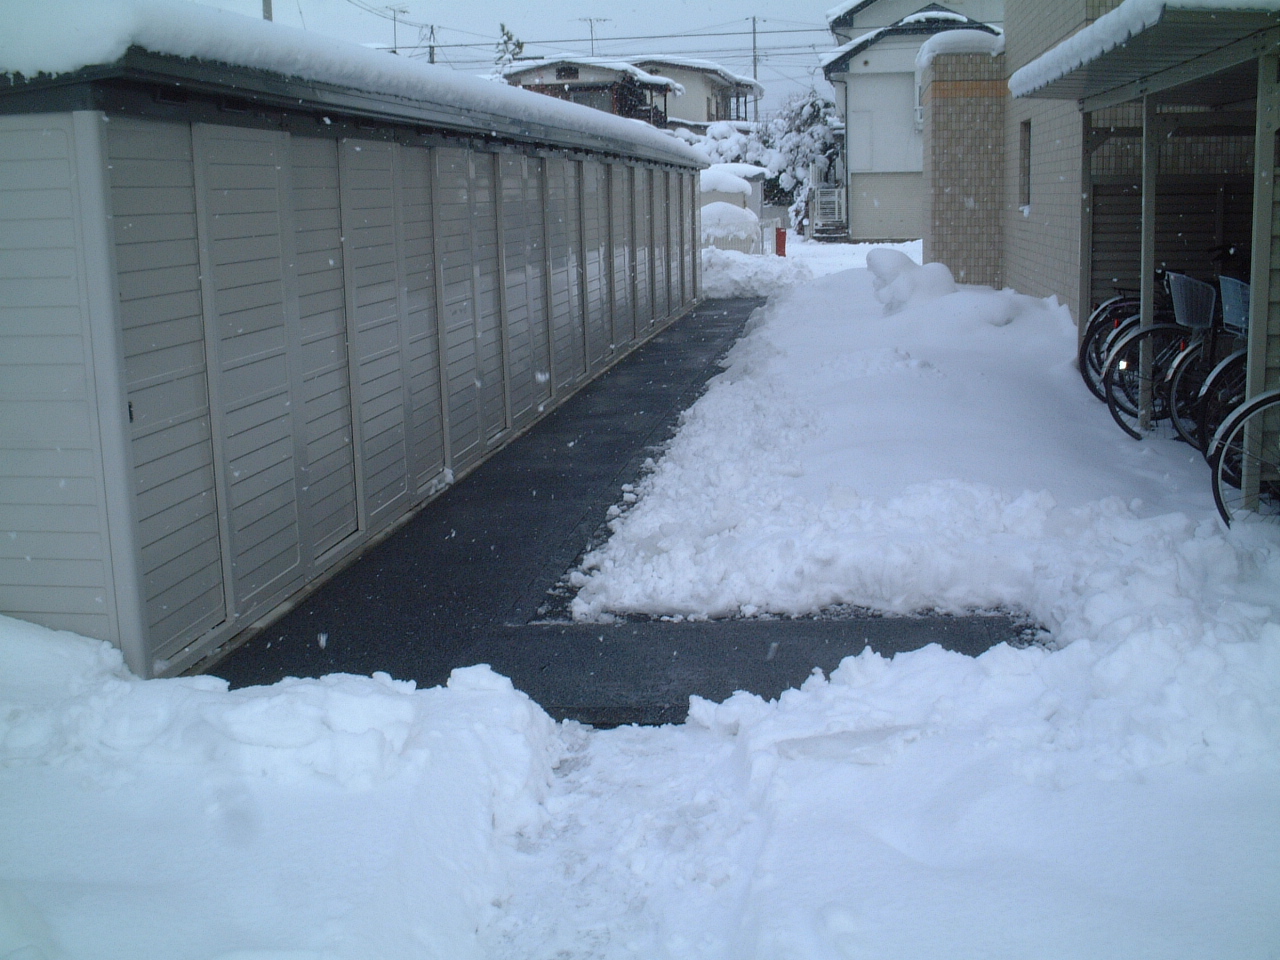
[556,65,579,80]
[1019,120,1031,210]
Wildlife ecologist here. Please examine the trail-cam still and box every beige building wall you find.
[921,53,1006,285]
[1000,0,1092,321]
[999,0,1126,322]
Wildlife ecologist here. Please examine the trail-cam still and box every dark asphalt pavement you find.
[207,298,1031,725]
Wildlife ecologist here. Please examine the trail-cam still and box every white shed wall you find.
[1,110,698,677]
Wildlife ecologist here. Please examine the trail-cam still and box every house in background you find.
[821,0,1004,241]
[501,58,681,127]
[630,58,764,131]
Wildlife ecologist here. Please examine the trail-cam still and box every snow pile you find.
[700,247,814,298]
[700,166,753,196]
[700,200,759,242]
[0,616,561,958]
[0,0,702,166]
[1008,0,1280,98]
[867,246,958,312]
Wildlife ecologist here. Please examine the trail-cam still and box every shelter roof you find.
[1010,0,1280,107]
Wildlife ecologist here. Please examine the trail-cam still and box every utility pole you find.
[576,17,611,57]
[262,0,272,20]
[426,24,436,63]
[387,6,408,54]
[751,16,759,122]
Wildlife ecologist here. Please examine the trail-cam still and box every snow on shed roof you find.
[629,57,766,97]
[501,57,683,94]
[1009,0,1280,99]
[0,0,704,167]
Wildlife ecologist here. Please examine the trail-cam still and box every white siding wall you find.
[1,111,697,676]
[0,113,126,647]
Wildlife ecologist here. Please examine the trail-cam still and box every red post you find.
[775,227,787,257]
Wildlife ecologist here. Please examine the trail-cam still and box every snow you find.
[915,28,1006,72]
[900,10,971,24]
[700,201,760,242]
[0,0,702,167]
[501,57,684,94]
[2,249,1278,956]
[631,57,766,97]
[1009,0,1280,98]
[700,166,754,196]
[699,235,921,298]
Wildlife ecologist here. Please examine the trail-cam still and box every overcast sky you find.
[195,0,841,112]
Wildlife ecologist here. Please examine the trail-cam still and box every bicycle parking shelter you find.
[0,11,703,678]
[1013,4,1280,521]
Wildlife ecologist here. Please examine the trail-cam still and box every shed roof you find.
[822,5,999,74]
[0,0,703,168]
[1010,0,1280,107]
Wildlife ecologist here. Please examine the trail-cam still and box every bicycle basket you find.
[1219,275,1250,335]
[1167,272,1216,330]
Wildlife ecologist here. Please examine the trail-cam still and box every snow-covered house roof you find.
[826,0,888,29]
[1009,0,1280,102]
[501,57,683,94]
[628,57,765,98]
[822,4,999,75]
[0,0,703,168]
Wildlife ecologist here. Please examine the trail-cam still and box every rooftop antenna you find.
[575,17,611,57]
[386,6,408,54]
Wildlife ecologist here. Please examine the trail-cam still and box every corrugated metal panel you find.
[609,163,635,347]
[653,169,669,320]
[501,153,552,427]
[193,124,304,617]
[1089,178,1253,308]
[339,138,412,524]
[582,159,611,370]
[634,166,652,329]
[471,149,508,447]
[396,144,446,492]
[547,156,586,390]
[682,172,696,307]
[434,145,480,470]
[289,135,358,557]
[0,114,116,640]
[107,117,225,655]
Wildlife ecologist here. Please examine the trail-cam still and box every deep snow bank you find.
[0,615,561,959]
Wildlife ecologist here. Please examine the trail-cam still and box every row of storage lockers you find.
[109,117,698,671]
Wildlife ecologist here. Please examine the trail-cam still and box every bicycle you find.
[1207,387,1280,526]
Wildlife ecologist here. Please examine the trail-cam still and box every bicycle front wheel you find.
[1209,388,1280,527]
[1101,324,1188,439]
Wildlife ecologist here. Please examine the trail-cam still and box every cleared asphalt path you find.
[208,298,1028,725]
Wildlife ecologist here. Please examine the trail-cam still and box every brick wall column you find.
[921,53,1007,286]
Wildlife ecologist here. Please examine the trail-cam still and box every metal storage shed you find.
[0,4,703,677]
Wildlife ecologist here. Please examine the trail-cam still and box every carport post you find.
[1243,51,1279,507]
[1247,51,1279,400]
[1139,94,1159,428]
